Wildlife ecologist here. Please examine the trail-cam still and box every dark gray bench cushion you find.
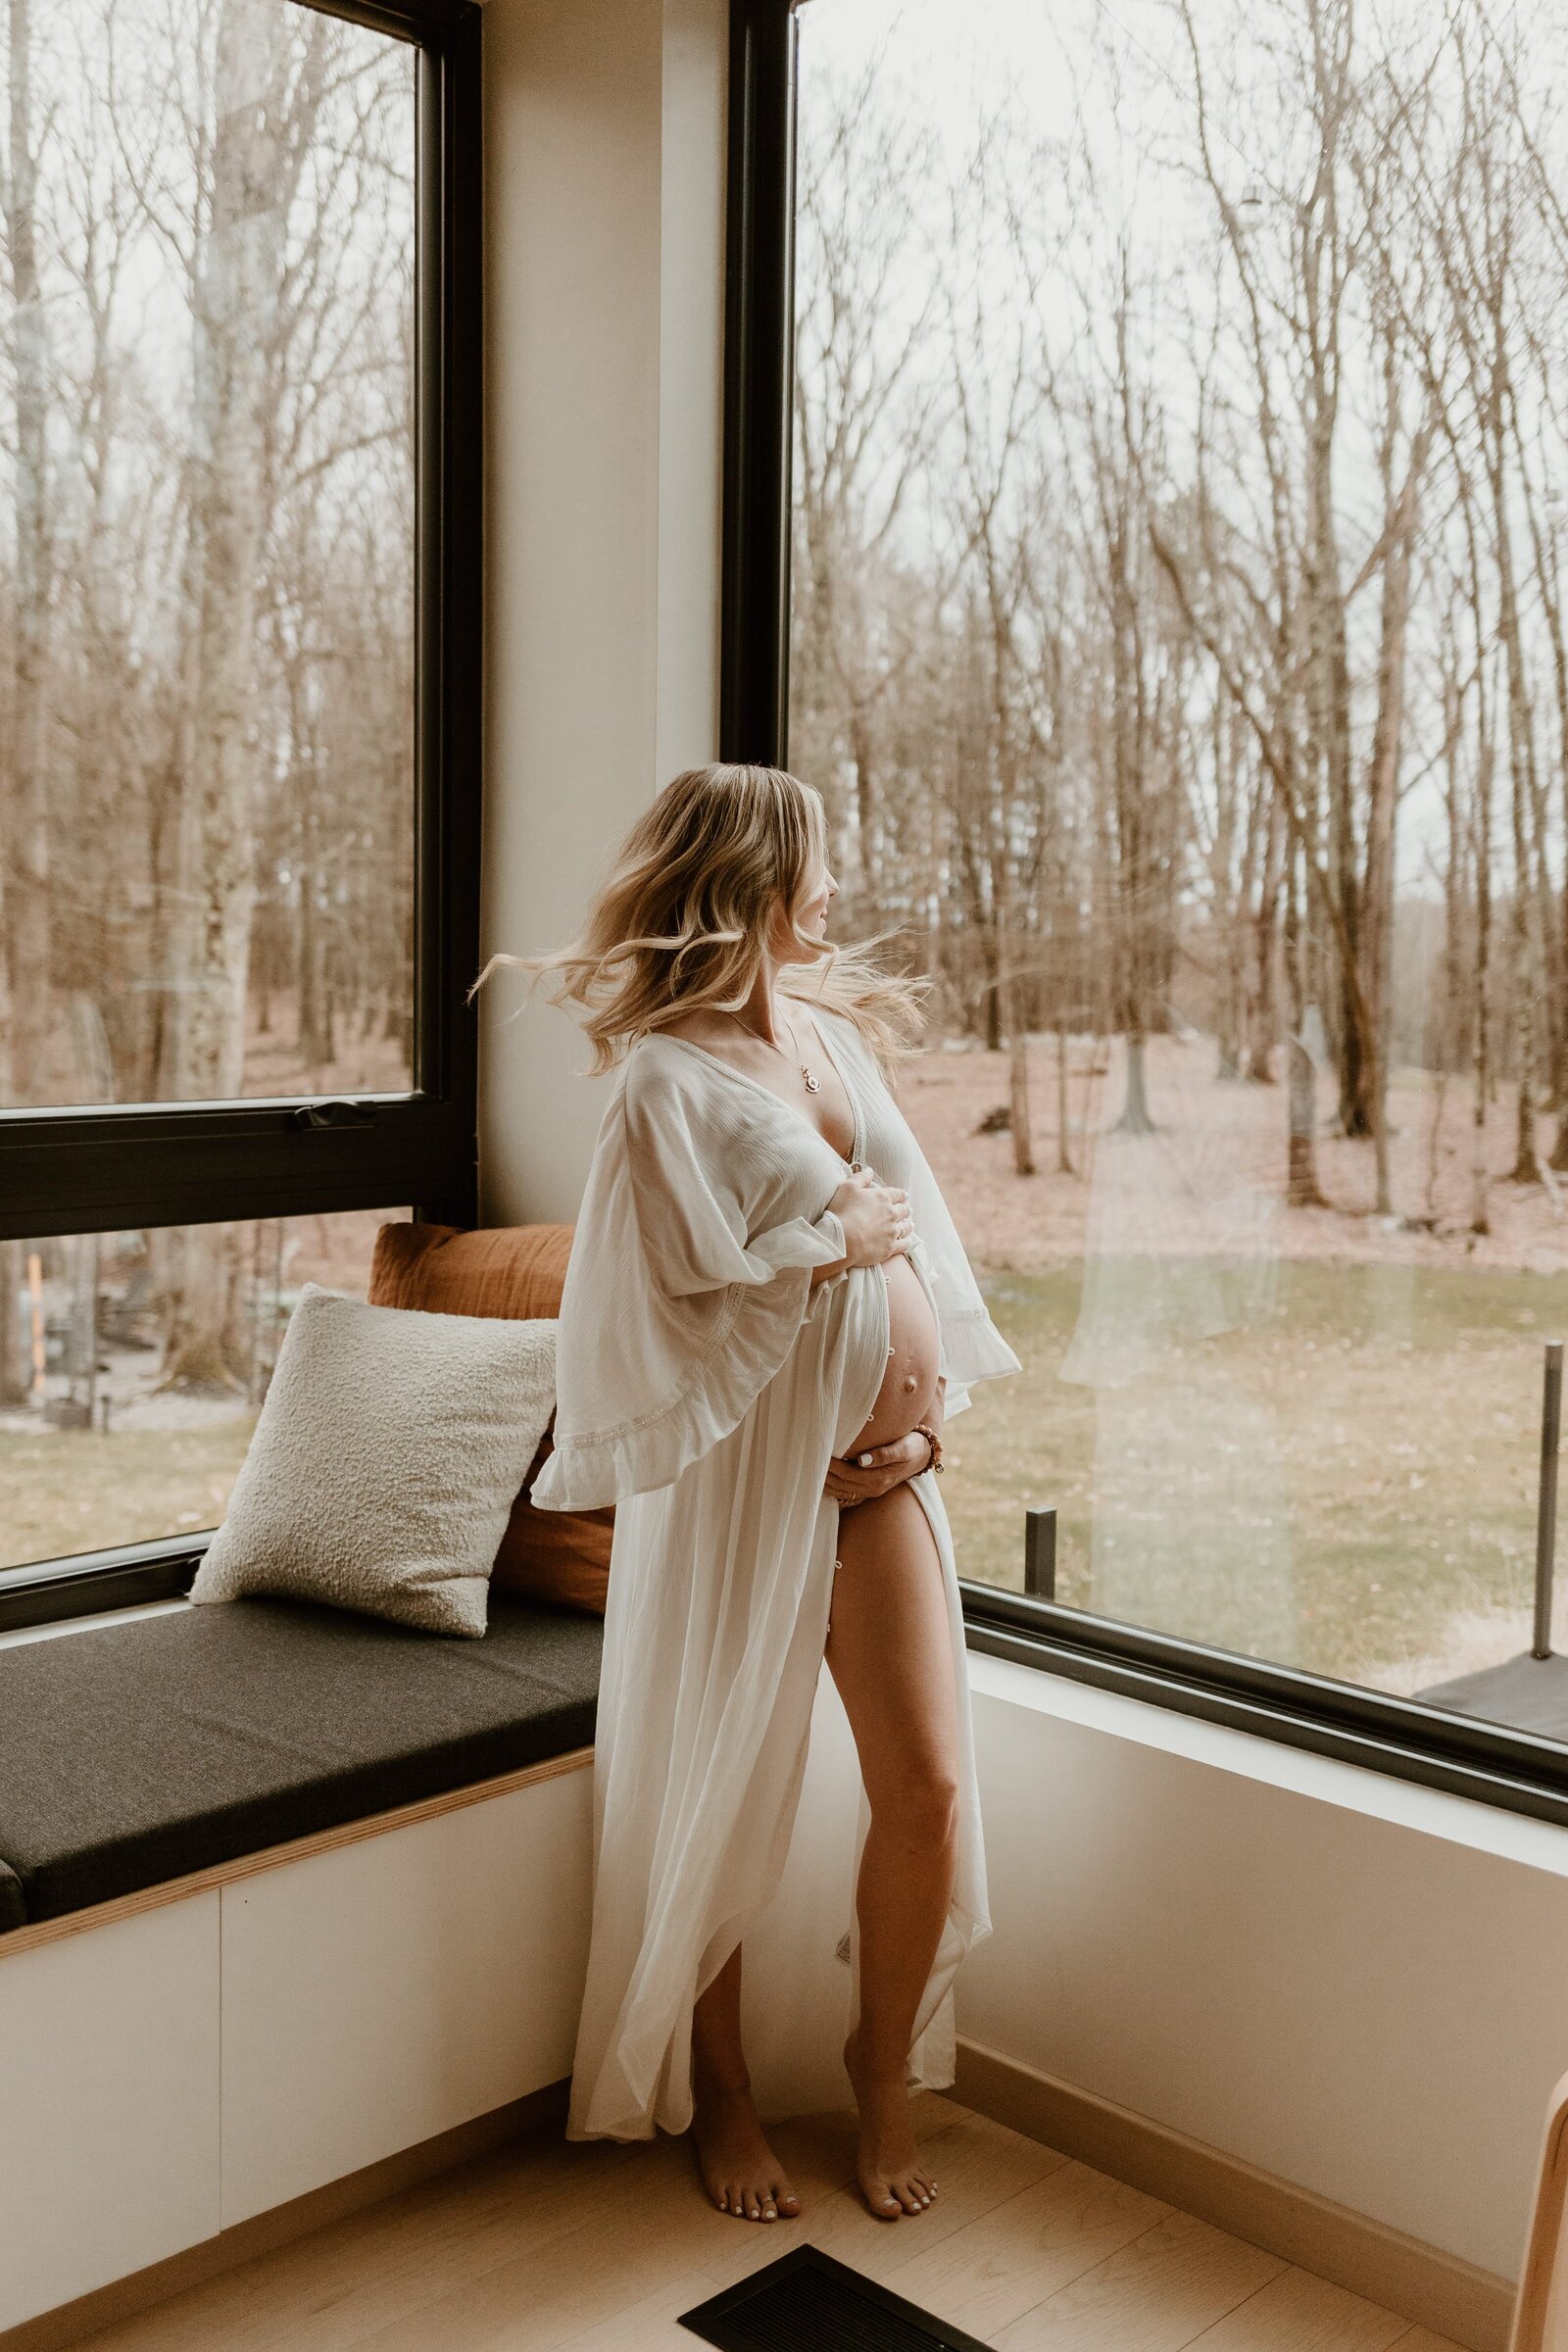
[0,1594,602,1929]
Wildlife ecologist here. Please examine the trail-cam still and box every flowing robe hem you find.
[565,1468,991,2144]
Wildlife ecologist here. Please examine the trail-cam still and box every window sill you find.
[0,1597,191,1653]
[968,1642,1568,1881]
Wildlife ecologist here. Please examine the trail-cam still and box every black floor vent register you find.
[677,2245,991,2351]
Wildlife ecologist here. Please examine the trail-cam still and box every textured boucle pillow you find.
[189,1285,557,1639]
[368,1221,612,1616]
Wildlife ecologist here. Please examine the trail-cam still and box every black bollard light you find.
[1534,1342,1564,1661]
[1024,1506,1058,1602]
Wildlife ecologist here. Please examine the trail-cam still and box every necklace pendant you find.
[802,1066,821,1094]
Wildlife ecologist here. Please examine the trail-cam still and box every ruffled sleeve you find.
[531,1048,847,1510]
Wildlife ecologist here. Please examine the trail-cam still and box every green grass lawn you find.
[0,1418,255,1574]
[948,1258,1568,1691]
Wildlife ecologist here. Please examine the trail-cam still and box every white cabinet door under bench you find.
[0,1748,594,2332]
[219,1755,594,2226]
[0,1894,221,2331]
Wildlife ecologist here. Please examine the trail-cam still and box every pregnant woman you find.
[514,763,1018,2226]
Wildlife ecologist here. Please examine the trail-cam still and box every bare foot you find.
[844,2030,939,2220]
[691,2077,802,2223]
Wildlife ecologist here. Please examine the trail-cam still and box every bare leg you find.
[826,1481,958,2220]
[690,1943,802,2221]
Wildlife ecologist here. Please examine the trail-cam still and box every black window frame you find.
[724,0,1568,1835]
[0,0,481,1630]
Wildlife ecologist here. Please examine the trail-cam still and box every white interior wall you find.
[474,0,1561,2296]
[479,0,726,1226]
[961,1659,1568,2283]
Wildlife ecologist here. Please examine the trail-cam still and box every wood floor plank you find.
[1182,2266,1412,2352]
[993,2206,1286,2352]
[68,2101,883,2352]
[888,2159,1169,2342]
[910,2089,976,2131]
[69,2133,646,2352]
[329,2114,898,2352]
[546,2263,726,2352]
[325,2138,721,2352]
[53,2099,1443,2352]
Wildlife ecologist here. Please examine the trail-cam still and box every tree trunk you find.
[1510,1071,1542,1187]
[1472,728,1494,1238]
[849,703,879,919]
[1494,453,1542,1190]
[1246,797,1282,1084]
[0,1241,28,1407]
[1287,1032,1324,1208]
[1007,1019,1035,1175]
[1285,851,1327,1207]
[158,1222,247,1392]
[295,797,333,1075]
[983,926,1002,1051]
[157,1,327,1386]
[1116,1031,1154,1135]
[1361,420,1427,1215]
[4,0,54,1105]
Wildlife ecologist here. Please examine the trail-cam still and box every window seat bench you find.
[0,1592,603,1933]
[0,1595,602,2343]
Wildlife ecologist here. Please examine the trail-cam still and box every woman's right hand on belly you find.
[825,1430,931,1507]
[829,1170,911,1267]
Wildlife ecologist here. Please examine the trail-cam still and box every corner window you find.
[733,0,1568,1806]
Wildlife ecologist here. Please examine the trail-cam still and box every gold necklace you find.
[720,1004,823,1094]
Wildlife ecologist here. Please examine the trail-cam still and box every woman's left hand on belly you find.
[824,1428,934,1507]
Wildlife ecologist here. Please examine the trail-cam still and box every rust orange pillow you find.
[369,1220,575,1321]
[368,1221,611,1615]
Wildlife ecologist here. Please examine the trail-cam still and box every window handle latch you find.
[291,1100,375,1133]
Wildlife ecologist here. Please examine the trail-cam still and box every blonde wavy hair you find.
[475,763,926,1076]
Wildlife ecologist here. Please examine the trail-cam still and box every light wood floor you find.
[69,2095,1465,2352]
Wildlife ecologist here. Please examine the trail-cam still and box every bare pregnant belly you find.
[847,1251,941,1455]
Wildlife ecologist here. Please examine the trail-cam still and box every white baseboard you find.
[954,2036,1515,2352]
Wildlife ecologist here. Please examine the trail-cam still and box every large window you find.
[0,0,478,1618]
[736,0,1568,1807]
[0,0,418,1115]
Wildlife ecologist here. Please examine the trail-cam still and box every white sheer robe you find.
[532,1007,1019,2141]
